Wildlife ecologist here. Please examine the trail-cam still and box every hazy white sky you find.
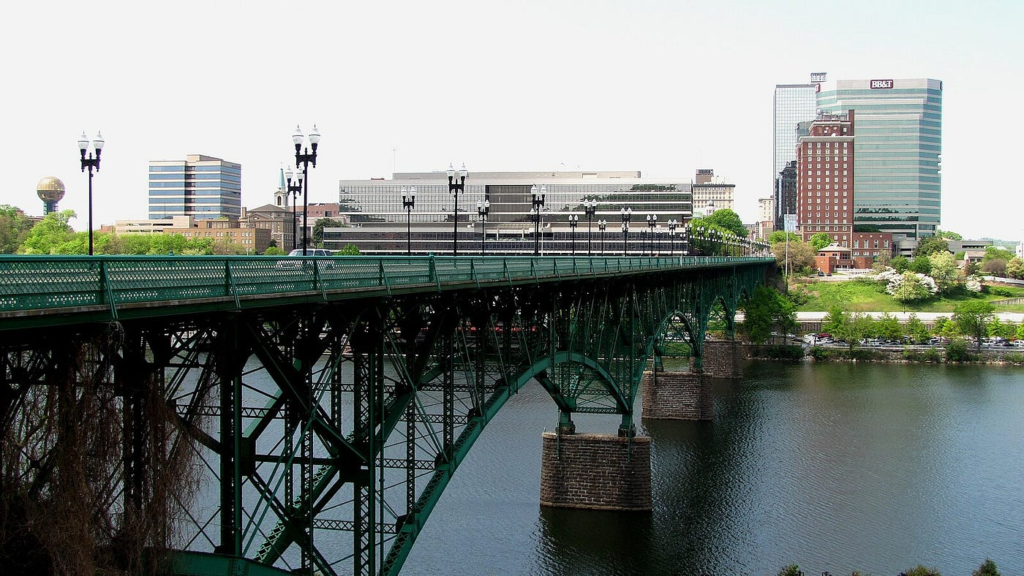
[3,0,1022,241]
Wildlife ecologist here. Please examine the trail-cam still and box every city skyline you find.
[3,0,1022,242]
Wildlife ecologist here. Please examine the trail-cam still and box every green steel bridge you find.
[0,253,773,575]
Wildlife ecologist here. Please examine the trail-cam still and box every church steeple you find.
[274,164,288,207]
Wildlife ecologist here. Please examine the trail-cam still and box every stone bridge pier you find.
[702,340,744,379]
[640,370,714,420]
[539,432,652,511]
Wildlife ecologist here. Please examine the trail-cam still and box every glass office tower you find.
[816,78,942,239]
[773,83,819,230]
[149,154,242,220]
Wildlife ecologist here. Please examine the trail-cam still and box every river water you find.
[402,362,1024,575]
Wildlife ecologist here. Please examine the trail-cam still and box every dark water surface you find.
[402,362,1024,575]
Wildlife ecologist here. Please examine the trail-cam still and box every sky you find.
[3,0,1022,242]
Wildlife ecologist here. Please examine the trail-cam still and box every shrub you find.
[777,565,803,576]
[945,339,974,362]
[850,348,884,362]
[973,558,1000,576]
[987,286,1014,297]
[758,345,805,360]
[1004,352,1024,364]
[903,566,941,576]
[810,347,835,361]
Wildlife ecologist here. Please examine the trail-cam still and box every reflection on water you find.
[402,362,1024,575]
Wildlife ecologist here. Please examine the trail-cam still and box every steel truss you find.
[0,263,769,575]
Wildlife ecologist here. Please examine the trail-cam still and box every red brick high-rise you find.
[797,111,855,247]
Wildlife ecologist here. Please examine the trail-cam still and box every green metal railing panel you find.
[0,255,773,328]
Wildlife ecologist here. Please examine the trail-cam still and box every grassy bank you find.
[790,277,1024,313]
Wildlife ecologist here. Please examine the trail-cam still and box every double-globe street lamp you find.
[620,207,632,256]
[646,213,658,256]
[477,199,490,255]
[447,163,468,256]
[568,214,579,255]
[667,219,678,255]
[598,220,607,255]
[77,131,104,255]
[285,166,304,251]
[402,186,417,256]
[531,184,547,256]
[292,124,320,256]
[583,198,597,255]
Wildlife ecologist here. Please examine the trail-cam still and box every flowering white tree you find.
[964,276,982,293]
[877,267,938,302]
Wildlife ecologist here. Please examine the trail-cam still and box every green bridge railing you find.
[0,255,773,327]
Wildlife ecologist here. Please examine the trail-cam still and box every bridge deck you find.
[0,255,772,330]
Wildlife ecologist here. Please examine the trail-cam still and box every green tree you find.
[908,255,932,275]
[771,238,816,274]
[914,235,949,257]
[741,286,796,345]
[972,558,1000,576]
[0,204,35,253]
[982,246,1014,262]
[929,251,959,293]
[937,229,962,240]
[777,565,802,576]
[1017,322,1024,340]
[1006,257,1024,280]
[809,232,832,251]
[312,218,346,247]
[18,210,83,254]
[767,230,801,244]
[264,246,286,255]
[876,313,904,341]
[931,316,949,336]
[703,208,747,237]
[906,313,932,344]
[338,243,361,255]
[953,300,995,352]
[891,255,910,272]
[904,564,941,575]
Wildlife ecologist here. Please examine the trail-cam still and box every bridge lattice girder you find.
[0,261,770,576]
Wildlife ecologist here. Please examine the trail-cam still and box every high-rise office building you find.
[816,78,942,239]
[773,75,822,230]
[149,154,242,220]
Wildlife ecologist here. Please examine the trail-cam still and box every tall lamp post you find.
[531,184,546,256]
[402,186,417,256]
[667,219,678,255]
[583,198,597,255]
[476,199,490,255]
[647,214,657,255]
[285,166,303,251]
[447,163,468,256]
[598,220,607,255]
[292,124,320,256]
[620,207,632,255]
[77,131,104,255]
[568,214,579,255]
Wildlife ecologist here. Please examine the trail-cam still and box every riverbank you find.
[744,342,1024,365]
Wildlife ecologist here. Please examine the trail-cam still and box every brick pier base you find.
[539,432,651,511]
[641,370,713,420]
[703,340,743,378]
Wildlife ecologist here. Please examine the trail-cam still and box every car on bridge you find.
[275,249,334,271]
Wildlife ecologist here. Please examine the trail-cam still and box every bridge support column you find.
[702,340,744,379]
[539,432,651,511]
[641,370,713,420]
